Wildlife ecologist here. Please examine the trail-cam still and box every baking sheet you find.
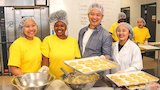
[64,56,118,74]
[149,42,160,46]
[106,71,159,87]
[126,84,145,90]
[138,44,160,50]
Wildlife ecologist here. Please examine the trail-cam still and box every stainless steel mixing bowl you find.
[12,72,54,90]
[65,81,96,90]
[63,73,99,90]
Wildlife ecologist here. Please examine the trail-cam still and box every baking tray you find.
[64,56,118,74]
[138,44,160,50]
[106,71,159,87]
[126,84,145,90]
[149,42,160,46]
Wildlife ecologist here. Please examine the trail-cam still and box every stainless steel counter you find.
[140,44,160,78]
[0,76,118,90]
[0,76,18,90]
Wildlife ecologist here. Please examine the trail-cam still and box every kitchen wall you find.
[0,0,5,6]
[49,0,121,39]
[120,0,160,42]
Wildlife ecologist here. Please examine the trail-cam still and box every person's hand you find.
[38,66,49,73]
[99,55,110,60]
[144,40,148,45]
[100,55,106,60]
[116,70,126,73]
[146,83,160,89]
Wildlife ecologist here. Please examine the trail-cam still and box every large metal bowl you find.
[63,73,99,90]
[12,72,54,90]
[65,81,96,90]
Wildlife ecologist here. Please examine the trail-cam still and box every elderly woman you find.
[109,12,127,42]
[8,17,42,76]
[133,18,151,44]
[41,10,81,79]
[112,22,143,73]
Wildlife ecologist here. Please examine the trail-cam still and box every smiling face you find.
[88,8,103,29]
[116,25,130,43]
[23,19,37,40]
[54,21,67,39]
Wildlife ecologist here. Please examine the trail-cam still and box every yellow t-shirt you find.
[41,35,81,79]
[8,37,42,73]
[133,26,151,44]
[109,22,119,41]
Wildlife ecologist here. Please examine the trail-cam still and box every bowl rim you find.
[63,73,100,85]
[11,72,54,88]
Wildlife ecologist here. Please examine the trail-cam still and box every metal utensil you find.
[12,72,54,90]
[60,68,75,81]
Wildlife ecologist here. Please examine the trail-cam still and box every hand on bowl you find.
[38,66,49,73]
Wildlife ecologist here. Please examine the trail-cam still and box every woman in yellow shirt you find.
[133,18,151,44]
[41,10,81,79]
[109,12,127,42]
[8,17,42,76]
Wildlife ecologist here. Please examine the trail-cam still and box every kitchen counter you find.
[0,76,119,90]
[0,76,18,90]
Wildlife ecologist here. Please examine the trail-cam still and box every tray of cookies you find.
[64,56,118,74]
[106,71,159,87]
[126,84,146,90]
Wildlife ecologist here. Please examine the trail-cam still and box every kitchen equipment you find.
[106,71,159,87]
[61,68,72,79]
[12,72,54,90]
[64,56,118,74]
[63,71,99,90]
[46,80,72,90]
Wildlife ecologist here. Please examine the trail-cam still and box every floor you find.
[143,56,160,77]
[143,56,157,69]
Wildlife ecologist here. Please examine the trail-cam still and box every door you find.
[121,7,130,23]
[141,3,157,76]
[141,3,156,58]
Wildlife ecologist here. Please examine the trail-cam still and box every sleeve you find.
[132,27,136,40]
[130,45,143,71]
[41,37,50,58]
[146,28,151,39]
[102,33,112,59]
[8,43,21,67]
[109,23,114,34]
[124,67,137,72]
[74,39,81,58]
